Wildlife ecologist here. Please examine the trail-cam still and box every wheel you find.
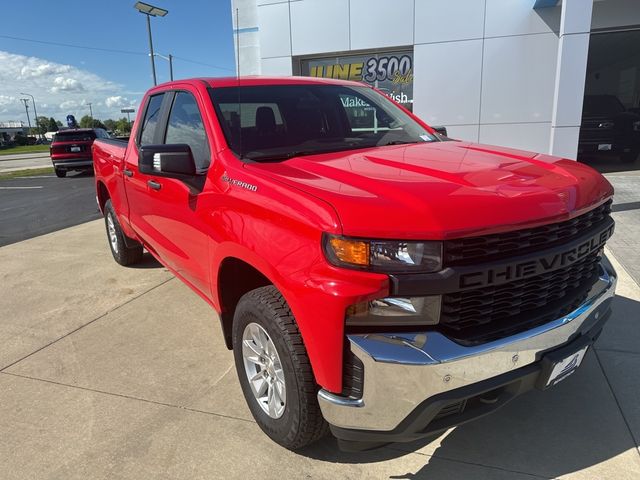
[232,285,329,450]
[104,199,143,266]
[55,168,66,178]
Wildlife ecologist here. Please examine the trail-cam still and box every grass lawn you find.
[0,167,54,179]
[0,144,50,156]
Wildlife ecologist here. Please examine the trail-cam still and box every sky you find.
[0,0,236,124]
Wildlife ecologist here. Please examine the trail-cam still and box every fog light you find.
[346,296,441,327]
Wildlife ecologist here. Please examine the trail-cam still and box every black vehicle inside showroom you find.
[579,28,640,170]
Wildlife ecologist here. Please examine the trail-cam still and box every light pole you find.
[134,2,168,86]
[121,108,135,127]
[20,98,32,134]
[151,53,174,81]
[87,102,93,119]
[21,92,41,140]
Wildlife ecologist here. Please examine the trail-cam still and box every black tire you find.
[104,199,144,266]
[55,168,66,178]
[232,285,329,450]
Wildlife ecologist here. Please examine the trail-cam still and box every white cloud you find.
[0,50,140,121]
[20,63,70,79]
[59,100,80,110]
[0,94,16,106]
[105,95,128,108]
[50,76,85,93]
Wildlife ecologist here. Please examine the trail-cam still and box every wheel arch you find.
[96,180,110,213]
[216,256,273,349]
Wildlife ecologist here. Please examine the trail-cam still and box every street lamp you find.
[121,108,135,125]
[134,2,168,86]
[20,98,32,134]
[151,53,173,81]
[20,92,41,140]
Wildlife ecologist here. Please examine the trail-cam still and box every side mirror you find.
[432,126,448,137]
[139,144,196,177]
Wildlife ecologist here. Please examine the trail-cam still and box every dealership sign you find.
[300,50,414,109]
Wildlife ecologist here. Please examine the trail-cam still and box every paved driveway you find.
[0,173,100,246]
[1,221,639,479]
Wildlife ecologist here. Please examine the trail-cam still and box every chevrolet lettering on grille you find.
[459,222,615,289]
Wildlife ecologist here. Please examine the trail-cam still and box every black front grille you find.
[443,200,612,267]
[341,347,364,399]
[439,251,602,344]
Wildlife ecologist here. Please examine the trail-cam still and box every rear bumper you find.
[318,256,616,445]
[51,159,93,169]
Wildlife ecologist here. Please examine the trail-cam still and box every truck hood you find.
[247,141,613,239]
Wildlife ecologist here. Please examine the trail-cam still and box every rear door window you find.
[139,93,165,145]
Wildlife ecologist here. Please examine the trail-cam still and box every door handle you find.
[147,180,162,190]
[123,169,133,177]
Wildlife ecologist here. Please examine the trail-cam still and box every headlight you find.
[323,234,442,273]
[346,296,441,326]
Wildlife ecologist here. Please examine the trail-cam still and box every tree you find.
[79,115,106,130]
[56,120,63,128]
[115,117,132,134]
[47,117,59,132]
[35,116,49,135]
[103,119,117,132]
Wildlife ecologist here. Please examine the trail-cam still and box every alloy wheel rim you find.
[241,322,286,419]
[107,214,118,254]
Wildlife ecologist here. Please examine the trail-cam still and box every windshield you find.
[209,84,436,161]
[583,95,625,115]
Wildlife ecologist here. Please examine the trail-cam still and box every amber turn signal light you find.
[328,237,370,267]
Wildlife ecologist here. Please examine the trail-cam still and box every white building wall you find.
[412,0,562,153]
[234,0,635,156]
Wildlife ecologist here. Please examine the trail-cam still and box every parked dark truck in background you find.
[93,77,617,451]
[578,95,640,163]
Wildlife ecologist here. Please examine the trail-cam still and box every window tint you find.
[140,94,164,145]
[165,91,211,170]
[209,85,435,160]
[95,129,110,139]
[53,130,96,142]
[218,103,284,128]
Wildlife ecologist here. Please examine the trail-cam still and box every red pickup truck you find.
[93,77,617,451]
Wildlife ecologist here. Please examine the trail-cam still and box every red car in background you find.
[50,128,110,177]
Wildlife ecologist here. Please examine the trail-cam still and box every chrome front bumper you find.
[318,257,617,432]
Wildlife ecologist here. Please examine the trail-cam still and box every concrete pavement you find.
[605,171,640,285]
[0,152,52,173]
[0,220,639,479]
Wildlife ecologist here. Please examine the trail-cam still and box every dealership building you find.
[231,0,640,161]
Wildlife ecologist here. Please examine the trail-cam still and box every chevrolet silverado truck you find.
[93,77,616,451]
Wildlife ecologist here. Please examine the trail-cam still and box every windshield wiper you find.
[380,140,422,146]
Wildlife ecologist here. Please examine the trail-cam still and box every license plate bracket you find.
[536,337,592,390]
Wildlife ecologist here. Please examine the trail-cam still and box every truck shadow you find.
[128,252,164,269]
[301,294,640,478]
